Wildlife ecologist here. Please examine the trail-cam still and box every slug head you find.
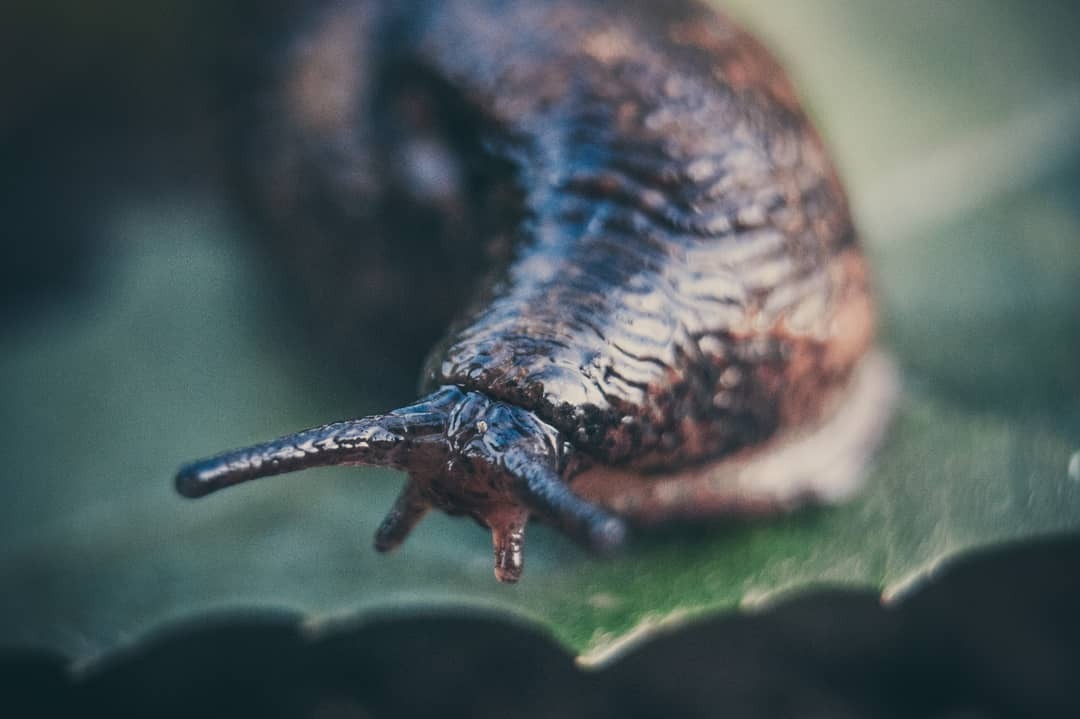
[175,386,626,582]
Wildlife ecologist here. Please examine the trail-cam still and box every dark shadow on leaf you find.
[5,534,1079,719]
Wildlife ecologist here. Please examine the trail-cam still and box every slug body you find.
[178,0,896,582]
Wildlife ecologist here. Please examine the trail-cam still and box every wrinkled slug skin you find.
[185,0,886,581]
[421,0,873,469]
[255,0,870,466]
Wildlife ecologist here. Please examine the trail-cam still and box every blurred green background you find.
[2,1,1079,715]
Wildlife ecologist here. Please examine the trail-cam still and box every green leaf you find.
[2,0,1079,669]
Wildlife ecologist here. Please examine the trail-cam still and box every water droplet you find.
[1069,451,1080,482]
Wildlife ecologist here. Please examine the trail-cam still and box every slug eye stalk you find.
[174,414,441,498]
[175,386,627,582]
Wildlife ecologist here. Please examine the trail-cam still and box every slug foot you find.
[570,351,901,524]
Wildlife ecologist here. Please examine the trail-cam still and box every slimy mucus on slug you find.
[177,0,898,583]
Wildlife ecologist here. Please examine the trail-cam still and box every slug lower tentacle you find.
[178,0,895,581]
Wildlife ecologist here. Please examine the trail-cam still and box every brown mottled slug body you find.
[178,0,897,582]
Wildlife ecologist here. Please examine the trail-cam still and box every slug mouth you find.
[174,385,627,582]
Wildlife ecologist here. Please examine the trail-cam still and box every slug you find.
[177,0,897,582]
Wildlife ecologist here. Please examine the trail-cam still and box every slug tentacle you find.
[504,447,626,554]
[489,509,528,583]
[178,386,624,581]
[174,401,451,499]
[373,480,430,553]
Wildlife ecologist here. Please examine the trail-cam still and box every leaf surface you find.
[1,0,1078,667]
